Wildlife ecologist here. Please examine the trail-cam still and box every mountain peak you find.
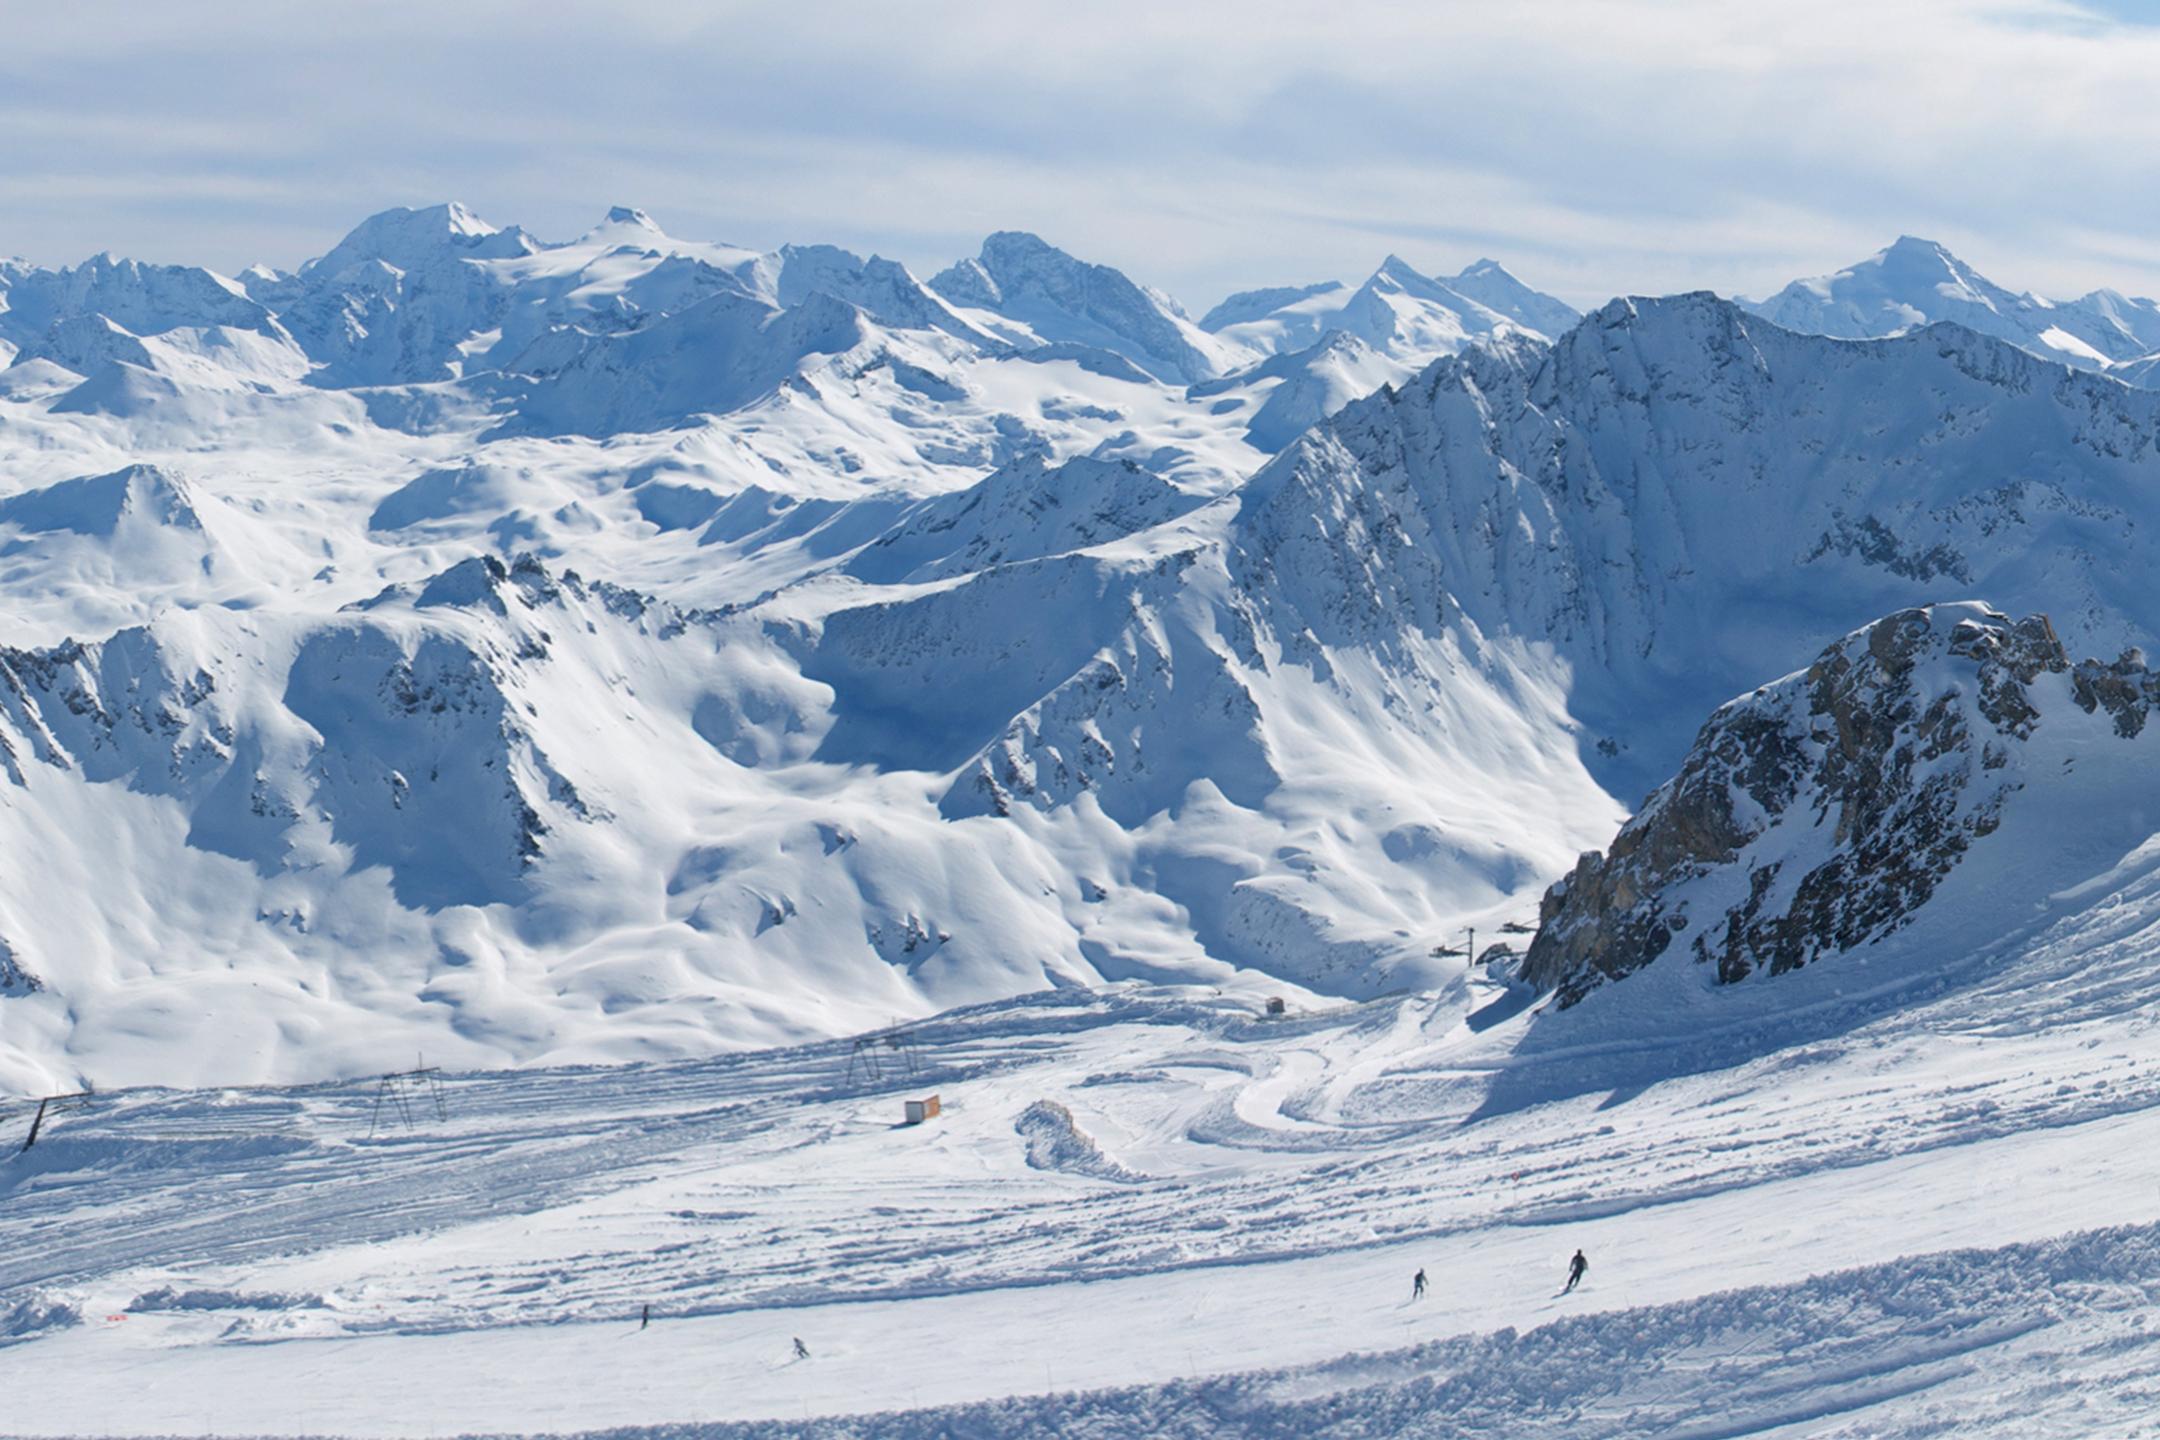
[305,202,530,278]
[1749,235,2160,367]
[602,206,660,231]
[981,229,1056,252]
[1372,254,1427,284]
[437,201,498,237]
[1883,234,1954,257]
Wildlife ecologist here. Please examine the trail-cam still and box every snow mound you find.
[128,1286,324,1314]
[0,1292,81,1346]
[1015,1099,1147,1183]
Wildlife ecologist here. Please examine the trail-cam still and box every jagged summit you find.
[1523,603,2160,1010]
[1206,251,1578,369]
[601,205,660,230]
[1443,256,1582,337]
[303,202,536,278]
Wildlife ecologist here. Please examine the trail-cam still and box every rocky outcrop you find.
[0,937,40,996]
[1522,605,2124,1006]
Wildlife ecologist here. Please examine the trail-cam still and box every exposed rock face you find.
[1521,604,2132,1006]
[0,937,39,996]
[0,555,652,912]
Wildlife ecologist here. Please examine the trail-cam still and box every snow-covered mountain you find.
[1208,253,1577,365]
[1747,235,2160,380]
[1526,604,2160,1006]
[928,230,1248,383]
[1202,289,2160,830]
[0,205,1609,1090]
[10,205,2160,1102]
[21,206,2160,1436]
[1182,255,1576,452]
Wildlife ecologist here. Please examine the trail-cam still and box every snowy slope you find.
[17,899,2160,1437]
[1247,291,2160,801]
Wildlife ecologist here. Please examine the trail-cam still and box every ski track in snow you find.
[9,940,2160,1437]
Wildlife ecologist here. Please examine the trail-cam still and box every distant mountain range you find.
[1743,234,2160,374]
[5,205,2160,1093]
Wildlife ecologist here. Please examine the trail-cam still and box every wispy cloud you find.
[5,0,2160,309]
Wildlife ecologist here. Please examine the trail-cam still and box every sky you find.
[5,0,2160,312]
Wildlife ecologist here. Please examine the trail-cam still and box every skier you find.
[1563,1249,1589,1294]
[793,1336,811,1360]
[640,1303,650,1331]
[1412,1268,1427,1300]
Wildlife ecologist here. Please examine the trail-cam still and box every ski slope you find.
[12,838,2160,1438]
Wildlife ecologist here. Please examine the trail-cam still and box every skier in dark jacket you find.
[1563,1249,1588,1293]
[1412,1268,1427,1300]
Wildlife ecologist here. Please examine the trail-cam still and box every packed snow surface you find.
[15,886,2160,1439]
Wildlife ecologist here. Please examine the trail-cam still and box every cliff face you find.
[1523,605,2160,1007]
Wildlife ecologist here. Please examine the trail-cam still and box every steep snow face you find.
[843,454,1207,585]
[769,244,1000,346]
[1188,330,1419,453]
[1443,258,1583,338]
[929,231,1248,383]
[1748,236,2160,379]
[1523,605,2134,1005]
[0,556,592,915]
[503,290,875,437]
[1198,280,1344,333]
[1253,292,2160,795]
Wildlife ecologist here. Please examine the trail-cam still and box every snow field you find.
[10,904,2160,1437]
